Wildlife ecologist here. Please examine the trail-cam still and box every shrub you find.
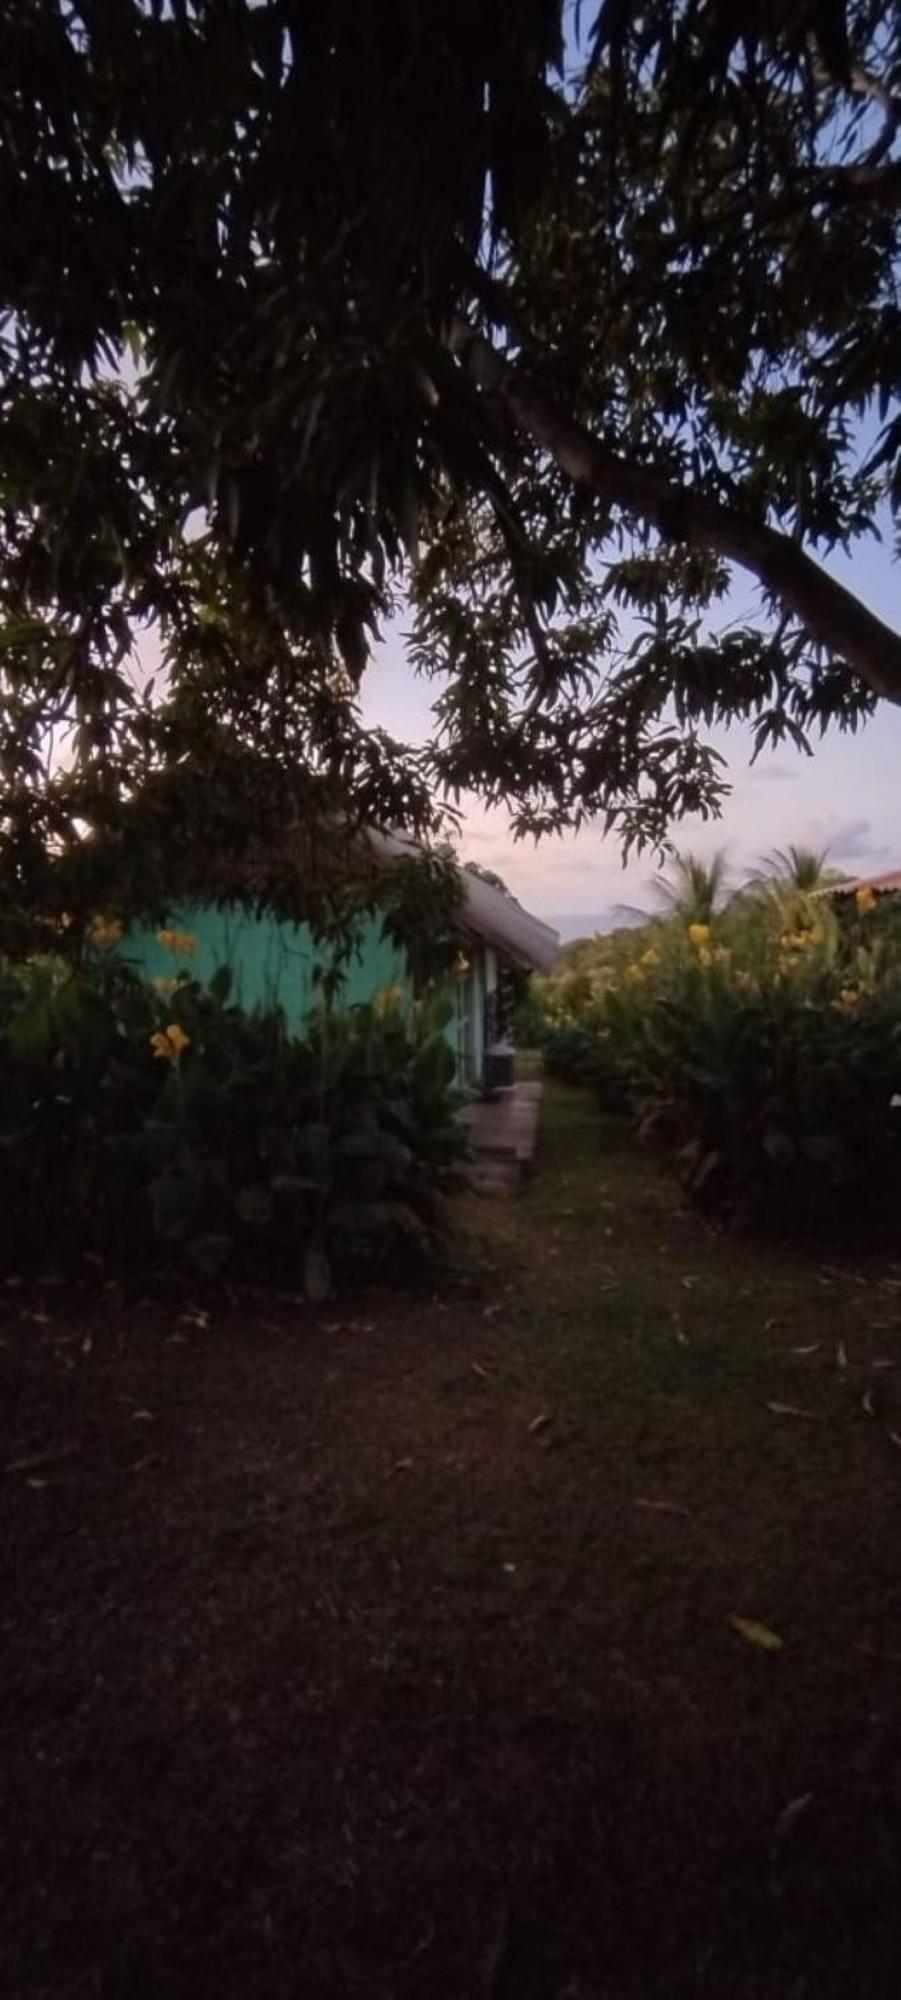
[542,898,901,1229]
[0,953,467,1292]
[541,1022,625,1102]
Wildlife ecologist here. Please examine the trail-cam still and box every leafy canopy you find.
[2,0,900,919]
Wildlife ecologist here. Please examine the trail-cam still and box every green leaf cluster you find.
[0,956,466,1290]
[539,889,901,1227]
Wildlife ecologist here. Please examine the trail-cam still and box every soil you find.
[3,1091,901,1999]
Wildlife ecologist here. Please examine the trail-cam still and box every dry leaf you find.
[888,1431,901,1450]
[471,1360,495,1381]
[636,1498,690,1517]
[872,1359,897,1370]
[528,1413,551,1434]
[7,1444,79,1474]
[836,1342,848,1369]
[862,1389,875,1416]
[729,1614,784,1652]
[131,1410,154,1422]
[773,1793,813,1846]
[790,1343,821,1356]
[766,1401,818,1420]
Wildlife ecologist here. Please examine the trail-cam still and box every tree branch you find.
[449,322,901,705]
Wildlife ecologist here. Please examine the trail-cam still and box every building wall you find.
[120,903,411,1035]
[120,901,487,1085]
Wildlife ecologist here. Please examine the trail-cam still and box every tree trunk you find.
[451,323,901,705]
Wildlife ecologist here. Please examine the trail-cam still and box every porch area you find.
[460,1079,543,1194]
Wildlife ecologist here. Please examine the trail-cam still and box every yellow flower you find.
[156,928,199,957]
[372,983,404,1016]
[150,1023,191,1064]
[641,947,660,968]
[89,914,123,947]
[453,953,470,976]
[688,924,711,947]
[152,975,177,996]
[696,944,713,970]
[834,986,860,1014]
[625,962,645,982]
[856,885,877,915]
[734,970,755,991]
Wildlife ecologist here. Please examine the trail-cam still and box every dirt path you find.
[3,1086,901,1997]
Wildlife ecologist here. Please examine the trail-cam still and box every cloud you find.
[749,762,801,785]
[807,817,890,864]
[538,854,600,876]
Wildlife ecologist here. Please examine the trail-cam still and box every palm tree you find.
[649,849,731,926]
[748,844,847,897]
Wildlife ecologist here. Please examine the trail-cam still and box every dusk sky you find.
[360,526,901,932]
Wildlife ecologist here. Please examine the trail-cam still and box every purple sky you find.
[360,530,901,925]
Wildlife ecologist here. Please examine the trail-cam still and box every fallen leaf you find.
[131,1410,154,1422]
[636,1498,690,1518]
[836,1341,848,1369]
[862,1389,875,1416]
[471,1360,495,1381]
[888,1431,901,1450]
[790,1343,821,1356]
[387,1458,413,1478]
[872,1359,897,1370]
[7,1444,80,1474]
[729,1614,784,1652]
[773,1793,813,1846]
[528,1413,552,1434]
[766,1401,818,1420]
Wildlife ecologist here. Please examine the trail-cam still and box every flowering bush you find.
[0,954,466,1290]
[540,893,901,1227]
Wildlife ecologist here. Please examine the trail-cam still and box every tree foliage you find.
[2,0,900,918]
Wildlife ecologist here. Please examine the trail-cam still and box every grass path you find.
[3,1083,901,1997]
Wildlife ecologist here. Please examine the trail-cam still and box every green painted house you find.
[120,834,558,1091]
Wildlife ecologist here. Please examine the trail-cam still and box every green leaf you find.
[208,964,233,1004]
[329,1198,427,1239]
[186,1233,231,1277]
[294,1122,333,1190]
[303,1234,332,1303]
[335,1129,412,1170]
[235,1183,273,1226]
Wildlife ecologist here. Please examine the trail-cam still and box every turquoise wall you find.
[120,903,411,1035]
[121,902,489,1086]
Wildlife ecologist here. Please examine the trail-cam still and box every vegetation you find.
[537,855,901,1226]
[2,3,901,920]
[0,944,466,1290]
